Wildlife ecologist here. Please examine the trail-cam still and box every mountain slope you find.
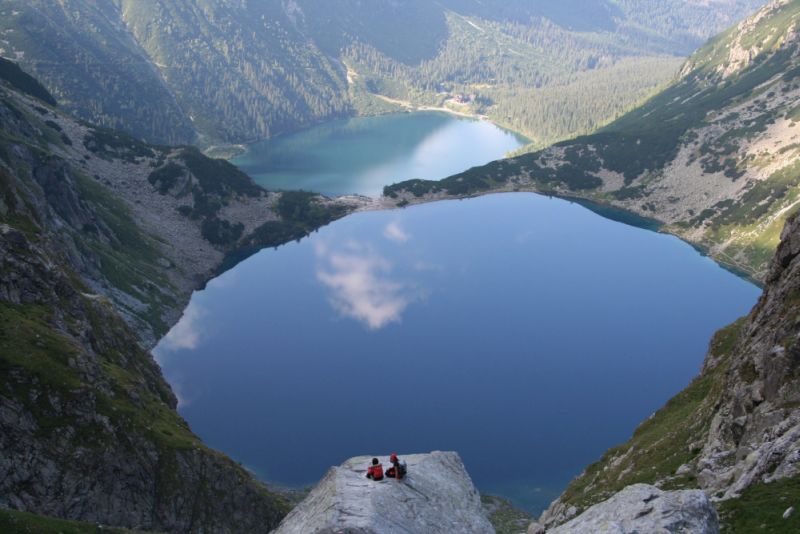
[0,64,367,532]
[0,1,194,144]
[0,1,764,146]
[385,0,800,283]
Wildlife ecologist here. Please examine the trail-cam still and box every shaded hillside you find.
[385,0,800,282]
[0,1,763,146]
[0,57,55,106]
[0,65,364,532]
[0,1,194,144]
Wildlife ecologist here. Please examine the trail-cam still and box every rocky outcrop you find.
[693,211,800,498]
[273,451,495,534]
[531,485,718,534]
[0,219,290,533]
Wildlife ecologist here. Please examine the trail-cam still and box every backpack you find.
[398,461,407,478]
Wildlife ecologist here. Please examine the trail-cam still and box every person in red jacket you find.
[366,458,384,481]
[385,453,406,480]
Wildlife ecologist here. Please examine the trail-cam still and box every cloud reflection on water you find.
[158,304,206,352]
[315,241,419,330]
[383,221,410,243]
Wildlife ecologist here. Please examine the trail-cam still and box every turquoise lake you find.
[231,112,526,196]
[155,194,759,514]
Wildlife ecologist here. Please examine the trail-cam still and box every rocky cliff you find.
[0,65,371,532]
[273,451,495,534]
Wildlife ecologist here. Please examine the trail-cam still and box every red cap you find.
[390,453,398,462]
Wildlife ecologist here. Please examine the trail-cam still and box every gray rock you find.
[527,520,546,534]
[547,484,719,534]
[693,212,800,500]
[784,506,795,519]
[273,451,494,534]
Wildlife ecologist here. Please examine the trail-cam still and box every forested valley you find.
[0,0,763,147]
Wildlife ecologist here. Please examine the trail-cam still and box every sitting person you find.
[384,453,407,480]
[366,457,384,480]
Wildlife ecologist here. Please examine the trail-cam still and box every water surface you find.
[231,112,526,196]
[155,193,759,514]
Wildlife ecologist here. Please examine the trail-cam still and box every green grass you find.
[0,508,151,534]
[481,495,532,534]
[0,303,81,387]
[719,476,800,532]
[0,297,195,451]
[0,302,119,446]
[98,359,198,451]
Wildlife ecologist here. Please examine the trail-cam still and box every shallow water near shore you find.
[231,111,526,197]
[155,192,760,514]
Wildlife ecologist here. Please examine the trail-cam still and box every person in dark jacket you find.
[385,453,406,480]
[366,457,384,480]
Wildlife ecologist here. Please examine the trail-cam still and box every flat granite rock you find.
[272,451,494,534]
[545,484,719,534]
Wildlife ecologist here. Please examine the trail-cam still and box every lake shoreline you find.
[205,106,531,162]
[159,193,760,518]
[373,186,764,288]
[228,111,526,197]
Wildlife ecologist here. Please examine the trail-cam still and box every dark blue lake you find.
[231,112,526,196]
[155,193,759,514]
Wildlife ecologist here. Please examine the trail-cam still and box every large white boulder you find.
[546,484,719,534]
[272,451,494,534]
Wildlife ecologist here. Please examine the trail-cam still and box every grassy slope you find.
[718,476,800,532]
[0,508,153,534]
[482,495,533,534]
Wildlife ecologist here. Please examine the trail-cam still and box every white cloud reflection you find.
[315,241,417,330]
[159,304,206,352]
[383,221,410,243]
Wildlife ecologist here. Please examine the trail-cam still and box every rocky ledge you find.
[530,484,719,533]
[272,451,494,534]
